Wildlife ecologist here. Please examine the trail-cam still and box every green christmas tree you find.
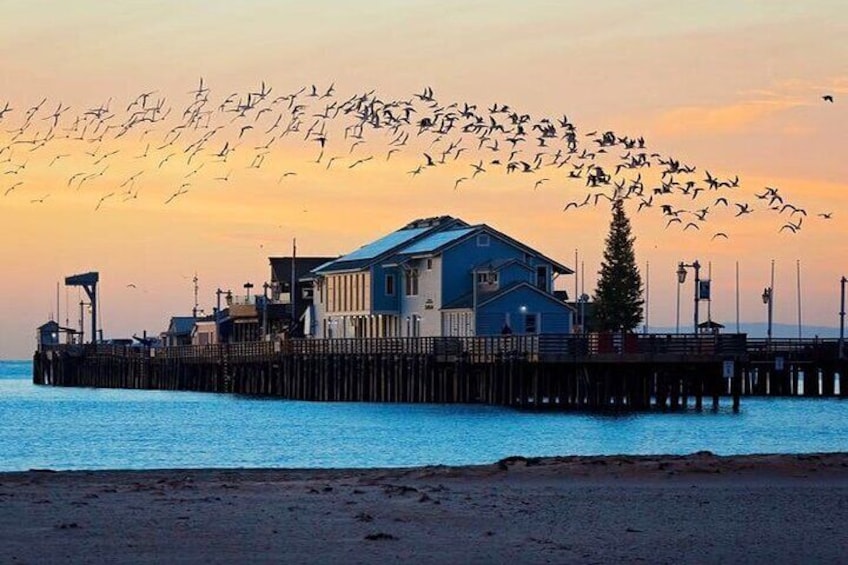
[593,198,644,332]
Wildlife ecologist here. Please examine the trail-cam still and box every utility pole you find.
[291,238,297,335]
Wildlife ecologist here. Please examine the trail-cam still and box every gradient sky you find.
[1,1,846,358]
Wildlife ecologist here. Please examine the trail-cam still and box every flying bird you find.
[94,192,115,211]
[164,184,190,204]
[822,95,834,103]
[348,156,373,169]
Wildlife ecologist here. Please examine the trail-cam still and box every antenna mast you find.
[192,273,199,317]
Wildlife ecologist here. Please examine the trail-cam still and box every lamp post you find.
[762,286,773,346]
[675,273,681,335]
[677,260,701,334]
[578,293,589,335]
[215,288,225,344]
[839,276,846,359]
[244,282,254,301]
[262,282,271,340]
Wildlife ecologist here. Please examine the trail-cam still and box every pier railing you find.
[44,332,751,363]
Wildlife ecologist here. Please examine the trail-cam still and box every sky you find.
[1,1,847,358]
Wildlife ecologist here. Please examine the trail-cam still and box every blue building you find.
[307,216,574,338]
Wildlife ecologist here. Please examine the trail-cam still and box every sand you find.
[2,452,847,564]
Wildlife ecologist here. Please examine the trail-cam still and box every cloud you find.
[653,75,848,138]
[655,97,808,137]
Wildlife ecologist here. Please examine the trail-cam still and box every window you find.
[476,271,498,284]
[426,258,433,270]
[477,234,490,247]
[524,313,537,334]
[405,268,419,296]
[536,266,548,292]
[385,274,395,296]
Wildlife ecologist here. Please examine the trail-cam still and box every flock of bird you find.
[0,79,836,240]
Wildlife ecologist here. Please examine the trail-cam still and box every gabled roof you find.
[167,316,197,336]
[441,282,573,312]
[394,223,573,275]
[312,216,467,275]
[398,227,477,255]
[477,281,575,311]
[473,257,534,273]
[477,281,572,310]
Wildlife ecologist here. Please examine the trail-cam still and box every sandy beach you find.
[2,452,847,564]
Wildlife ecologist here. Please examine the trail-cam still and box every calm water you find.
[2,360,847,472]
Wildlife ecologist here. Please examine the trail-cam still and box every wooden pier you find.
[30,334,848,411]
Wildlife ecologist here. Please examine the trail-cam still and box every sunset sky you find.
[1,1,846,359]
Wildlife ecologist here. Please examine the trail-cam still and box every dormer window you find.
[476,272,498,284]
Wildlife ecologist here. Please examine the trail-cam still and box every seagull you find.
[325,156,341,170]
[49,154,70,167]
[454,177,468,190]
[94,192,115,211]
[277,172,297,183]
[734,203,752,216]
[126,283,137,288]
[4,181,23,196]
[822,95,834,103]
[30,194,49,204]
[348,156,373,169]
[158,152,176,168]
[817,212,833,219]
[164,184,190,204]
[711,232,729,240]
[533,178,549,190]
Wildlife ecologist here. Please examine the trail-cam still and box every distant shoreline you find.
[2,451,847,479]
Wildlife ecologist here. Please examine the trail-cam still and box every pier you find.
[30,332,843,412]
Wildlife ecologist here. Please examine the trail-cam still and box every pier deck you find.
[32,334,848,411]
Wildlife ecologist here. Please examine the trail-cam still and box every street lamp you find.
[677,260,701,334]
[578,293,590,335]
[762,286,773,345]
[262,282,271,339]
[244,282,254,301]
[215,288,225,344]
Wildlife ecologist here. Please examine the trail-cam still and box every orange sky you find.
[1,1,847,358]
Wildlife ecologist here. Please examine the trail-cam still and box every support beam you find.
[65,272,99,344]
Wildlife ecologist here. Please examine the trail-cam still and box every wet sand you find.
[2,452,847,564]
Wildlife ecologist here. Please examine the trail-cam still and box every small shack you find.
[36,320,79,351]
[697,320,725,335]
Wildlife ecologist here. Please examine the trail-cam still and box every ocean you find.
[1,360,847,472]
